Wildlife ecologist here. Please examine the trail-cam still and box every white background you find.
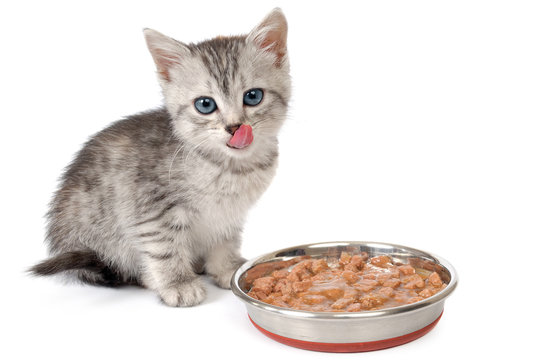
[1,0,536,358]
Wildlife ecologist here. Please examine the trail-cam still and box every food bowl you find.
[231,241,457,352]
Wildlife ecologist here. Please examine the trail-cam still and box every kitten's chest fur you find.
[177,152,278,241]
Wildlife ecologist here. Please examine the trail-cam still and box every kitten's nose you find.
[226,124,241,135]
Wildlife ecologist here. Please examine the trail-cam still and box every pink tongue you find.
[227,124,253,149]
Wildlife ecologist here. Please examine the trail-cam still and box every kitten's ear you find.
[144,29,189,82]
[247,8,288,67]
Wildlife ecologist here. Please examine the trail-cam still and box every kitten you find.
[30,8,291,307]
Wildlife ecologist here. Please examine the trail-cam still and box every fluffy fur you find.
[30,8,291,307]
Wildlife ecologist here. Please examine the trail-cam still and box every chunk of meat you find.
[339,252,352,265]
[280,280,294,296]
[273,279,288,293]
[311,272,330,281]
[360,293,386,309]
[288,263,313,281]
[289,260,313,281]
[343,288,359,299]
[251,277,275,295]
[362,273,377,280]
[407,296,423,304]
[350,255,364,270]
[243,255,310,287]
[344,263,359,272]
[398,264,416,275]
[403,274,425,289]
[418,288,434,298]
[376,273,392,284]
[331,298,355,310]
[311,259,329,274]
[378,286,395,298]
[355,278,378,292]
[248,290,268,301]
[342,270,359,284]
[318,287,345,301]
[286,271,300,282]
[382,278,401,288]
[272,269,289,279]
[293,259,313,272]
[292,280,313,293]
[388,267,401,278]
[428,272,443,287]
[370,255,392,268]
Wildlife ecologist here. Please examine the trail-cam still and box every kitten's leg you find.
[204,234,246,289]
[138,234,206,307]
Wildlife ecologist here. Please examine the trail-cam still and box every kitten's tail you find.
[30,250,103,275]
[29,250,137,287]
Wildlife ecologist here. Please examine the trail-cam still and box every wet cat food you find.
[246,252,447,312]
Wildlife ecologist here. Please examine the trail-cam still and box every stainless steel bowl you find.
[231,241,457,352]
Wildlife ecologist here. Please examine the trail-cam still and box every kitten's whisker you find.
[183,137,212,171]
[168,142,184,184]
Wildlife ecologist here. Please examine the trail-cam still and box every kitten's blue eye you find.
[194,97,217,114]
[243,89,264,106]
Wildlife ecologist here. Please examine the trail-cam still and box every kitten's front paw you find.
[211,257,246,289]
[158,277,206,307]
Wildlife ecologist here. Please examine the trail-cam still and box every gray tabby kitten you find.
[30,8,290,307]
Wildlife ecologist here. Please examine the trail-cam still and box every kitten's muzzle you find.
[227,124,254,149]
[226,124,242,135]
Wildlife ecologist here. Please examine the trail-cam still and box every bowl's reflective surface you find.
[231,241,457,346]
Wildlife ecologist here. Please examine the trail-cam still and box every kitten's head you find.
[144,8,290,161]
